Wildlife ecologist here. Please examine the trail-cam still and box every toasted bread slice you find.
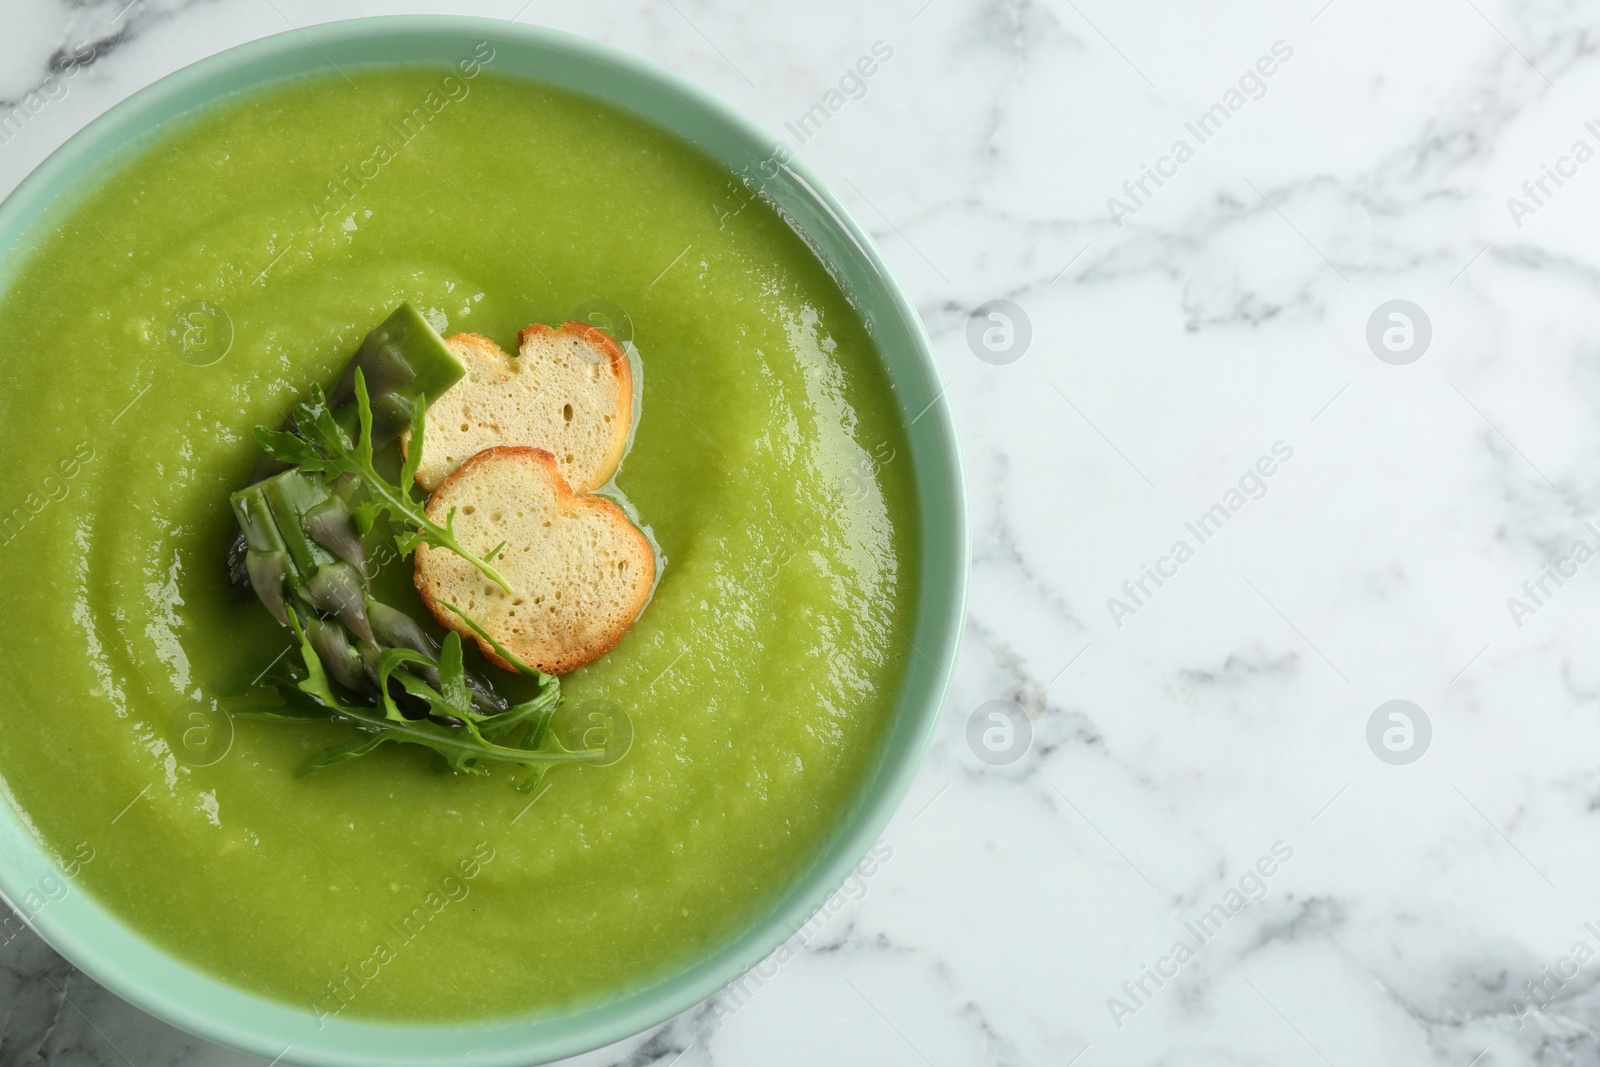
[402,324,632,493]
[414,446,653,675]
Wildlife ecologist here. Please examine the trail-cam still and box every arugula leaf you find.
[517,765,554,795]
[285,605,361,713]
[317,702,596,777]
[433,598,569,779]
[268,604,599,778]
[437,600,556,685]
[438,631,471,715]
[511,718,591,793]
[351,501,383,537]
[253,427,333,474]
[376,646,442,722]
[520,700,562,751]
[375,634,491,731]
[481,685,560,742]
[399,391,426,496]
[254,371,513,593]
[225,701,328,722]
[394,527,429,556]
[298,735,389,777]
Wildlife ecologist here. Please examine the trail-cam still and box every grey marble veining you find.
[6,0,1600,1063]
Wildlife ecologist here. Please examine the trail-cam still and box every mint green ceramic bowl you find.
[0,16,965,1066]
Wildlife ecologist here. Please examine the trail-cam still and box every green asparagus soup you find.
[0,65,917,1020]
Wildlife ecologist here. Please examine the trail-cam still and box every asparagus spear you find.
[231,468,505,717]
[326,302,465,445]
[235,471,372,644]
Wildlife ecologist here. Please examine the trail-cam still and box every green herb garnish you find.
[225,303,612,787]
[254,370,512,593]
[249,610,596,782]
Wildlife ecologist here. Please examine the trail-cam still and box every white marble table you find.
[5,0,1598,1064]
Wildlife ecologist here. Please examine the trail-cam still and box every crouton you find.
[402,323,632,493]
[414,446,654,675]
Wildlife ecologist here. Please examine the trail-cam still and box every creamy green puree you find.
[0,66,917,1020]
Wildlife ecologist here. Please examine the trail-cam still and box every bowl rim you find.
[0,14,968,1065]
